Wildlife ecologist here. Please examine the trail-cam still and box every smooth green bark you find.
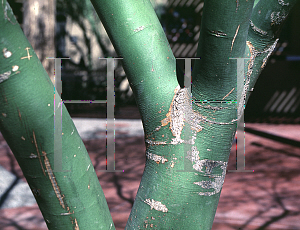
[90,0,254,229]
[0,1,114,229]
[90,0,179,134]
[91,0,298,229]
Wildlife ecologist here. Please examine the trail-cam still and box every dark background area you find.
[7,0,300,122]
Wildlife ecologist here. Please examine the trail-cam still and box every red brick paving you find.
[0,123,299,230]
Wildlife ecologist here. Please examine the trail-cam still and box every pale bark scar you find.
[42,150,66,209]
[32,130,46,176]
[20,47,32,60]
[133,25,145,33]
[209,30,227,37]
[231,25,240,51]
[222,88,235,100]
[74,218,79,230]
[17,108,21,121]
[234,39,279,122]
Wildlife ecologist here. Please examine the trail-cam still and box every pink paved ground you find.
[0,123,299,230]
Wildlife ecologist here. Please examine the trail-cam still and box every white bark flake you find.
[271,11,287,26]
[146,151,168,164]
[249,20,267,36]
[0,71,11,83]
[185,146,228,196]
[144,199,168,212]
[134,25,145,33]
[3,48,12,58]
[278,0,289,6]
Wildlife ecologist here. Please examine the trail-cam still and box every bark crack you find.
[32,130,46,176]
[42,150,66,209]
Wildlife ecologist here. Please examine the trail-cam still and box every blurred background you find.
[5,0,300,122]
[0,0,300,229]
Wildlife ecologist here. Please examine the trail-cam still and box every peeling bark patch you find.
[194,177,225,196]
[0,68,20,83]
[42,151,66,209]
[30,153,37,159]
[261,39,279,68]
[210,30,227,37]
[231,25,240,51]
[246,39,279,72]
[146,151,168,164]
[185,147,228,196]
[144,199,168,212]
[271,12,287,26]
[134,25,145,33]
[161,86,203,144]
[3,48,12,58]
[192,159,227,196]
[186,146,200,163]
[160,86,237,145]
[170,161,175,168]
[249,20,267,35]
[12,65,19,72]
[145,139,166,146]
[278,0,289,6]
[0,71,11,83]
[238,39,279,121]
[32,131,46,176]
[74,218,79,230]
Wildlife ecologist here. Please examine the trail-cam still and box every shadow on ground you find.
[0,124,299,230]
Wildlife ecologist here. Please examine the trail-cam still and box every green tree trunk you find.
[90,0,298,229]
[90,0,253,229]
[0,1,114,229]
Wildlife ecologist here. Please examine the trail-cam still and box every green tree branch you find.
[0,1,114,229]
